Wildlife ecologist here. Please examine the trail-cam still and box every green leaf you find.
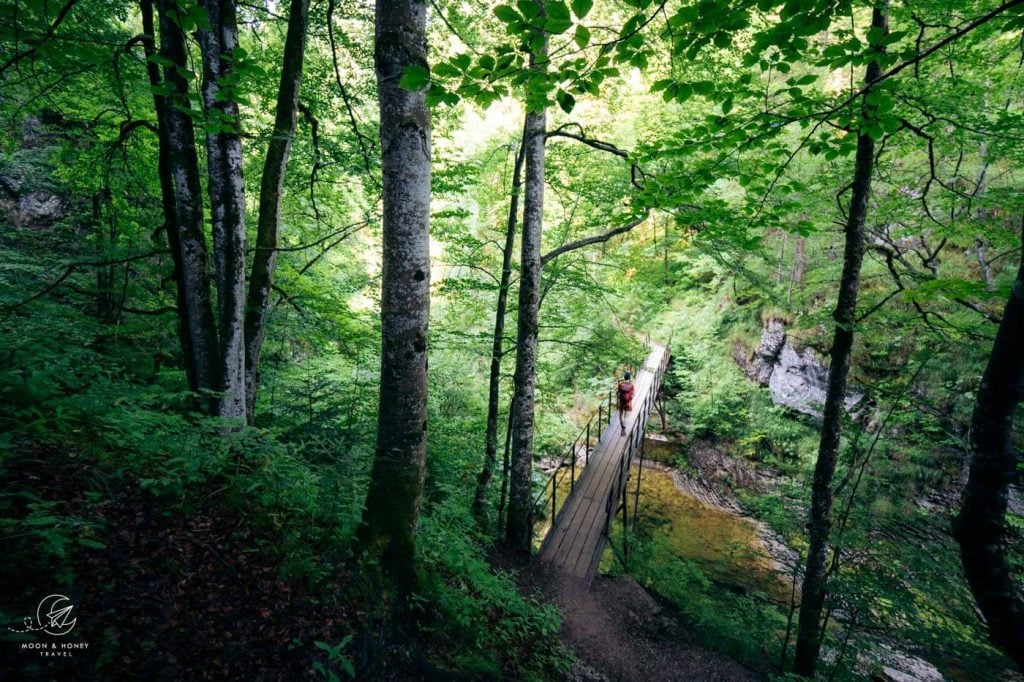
[547,1,571,21]
[544,17,572,33]
[432,62,461,78]
[571,0,593,19]
[574,24,591,49]
[399,65,430,91]
[517,0,541,18]
[494,4,521,22]
[692,80,714,96]
[530,32,546,53]
[78,538,107,550]
[556,90,576,113]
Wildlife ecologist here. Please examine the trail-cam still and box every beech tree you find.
[150,0,311,422]
[355,0,432,592]
[505,73,547,550]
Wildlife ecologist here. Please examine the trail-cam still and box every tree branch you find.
[3,249,169,312]
[541,213,648,266]
[546,123,647,189]
[0,0,81,78]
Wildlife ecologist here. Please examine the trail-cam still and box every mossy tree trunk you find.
[197,0,247,422]
[355,0,431,595]
[244,0,311,422]
[505,100,546,552]
[155,0,221,413]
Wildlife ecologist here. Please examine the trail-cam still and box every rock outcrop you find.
[736,317,863,419]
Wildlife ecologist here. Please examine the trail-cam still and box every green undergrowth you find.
[0,302,578,679]
[416,505,572,678]
[604,530,789,672]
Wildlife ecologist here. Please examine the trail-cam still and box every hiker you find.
[617,371,635,435]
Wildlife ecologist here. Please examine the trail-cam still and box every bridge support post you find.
[585,423,590,465]
[552,474,557,522]
[571,438,576,490]
[633,431,644,532]
[621,471,629,560]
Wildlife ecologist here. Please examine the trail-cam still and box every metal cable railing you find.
[530,341,654,546]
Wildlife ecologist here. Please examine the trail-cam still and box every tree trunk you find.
[788,234,806,305]
[355,0,431,595]
[244,0,311,422]
[155,0,221,411]
[975,237,994,292]
[474,122,527,520]
[505,28,547,553]
[776,231,788,284]
[93,192,115,323]
[792,6,887,676]
[140,0,196,392]
[953,227,1024,671]
[792,235,806,284]
[197,0,247,421]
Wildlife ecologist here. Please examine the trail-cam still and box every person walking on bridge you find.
[617,371,635,435]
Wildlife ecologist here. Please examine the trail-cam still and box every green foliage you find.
[416,505,571,678]
[313,636,356,680]
[614,533,787,670]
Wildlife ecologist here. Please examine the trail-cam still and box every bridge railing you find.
[530,345,652,548]
[597,343,671,569]
[530,387,614,545]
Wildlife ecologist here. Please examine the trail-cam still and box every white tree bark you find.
[198,0,247,422]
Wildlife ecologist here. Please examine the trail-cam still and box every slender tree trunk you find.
[974,137,995,292]
[953,225,1024,671]
[474,122,527,520]
[244,0,311,422]
[792,235,806,284]
[140,0,196,391]
[975,237,994,291]
[93,193,114,322]
[505,26,547,553]
[155,0,220,411]
[789,234,806,304]
[776,231,788,284]
[792,6,887,676]
[355,0,431,595]
[497,396,516,532]
[197,0,247,421]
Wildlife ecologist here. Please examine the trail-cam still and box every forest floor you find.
[1,445,358,681]
[522,561,761,681]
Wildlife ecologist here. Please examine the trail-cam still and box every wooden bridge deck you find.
[537,343,668,582]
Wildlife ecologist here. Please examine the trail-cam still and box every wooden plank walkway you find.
[537,343,668,582]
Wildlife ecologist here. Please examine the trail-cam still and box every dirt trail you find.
[533,565,761,681]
